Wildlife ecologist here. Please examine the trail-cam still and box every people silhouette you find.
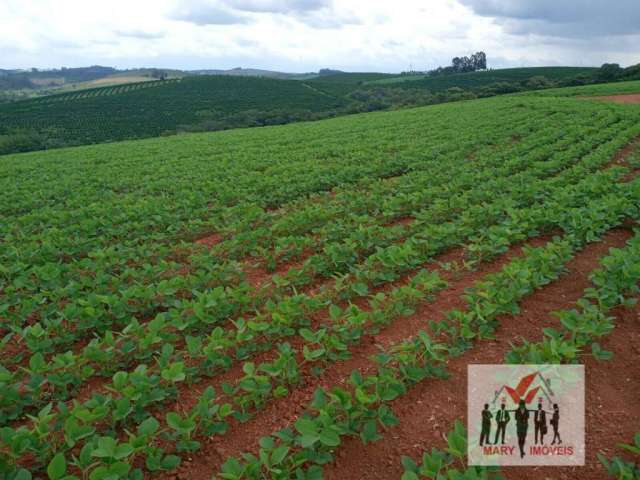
[534,402,547,444]
[479,403,493,446]
[493,403,510,445]
[550,404,562,445]
[515,399,530,458]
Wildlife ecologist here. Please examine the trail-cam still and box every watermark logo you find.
[468,364,584,466]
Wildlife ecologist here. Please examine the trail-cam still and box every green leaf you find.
[445,421,467,459]
[221,457,244,478]
[15,470,32,480]
[298,434,319,448]
[271,445,290,465]
[161,455,181,470]
[401,472,420,480]
[161,362,185,382]
[618,442,640,456]
[305,466,324,480]
[166,412,182,431]
[294,418,318,437]
[591,342,613,361]
[328,304,342,320]
[299,328,316,343]
[401,455,418,473]
[91,436,117,459]
[259,437,275,450]
[138,416,160,436]
[319,428,340,447]
[47,453,66,480]
[360,420,382,444]
[242,362,256,375]
[114,443,134,460]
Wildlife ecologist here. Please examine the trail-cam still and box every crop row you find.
[32,79,182,104]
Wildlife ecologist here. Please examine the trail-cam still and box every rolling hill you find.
[0,75,347,153]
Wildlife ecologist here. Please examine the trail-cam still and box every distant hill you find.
[0,66,315,96]
[189,67,316,80]
[1,66,119,89]
[0,66,180,96]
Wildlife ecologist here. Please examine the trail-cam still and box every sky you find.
[1,0,639,72]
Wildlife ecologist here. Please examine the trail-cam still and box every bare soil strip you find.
[320,228,635,480]
[194,233,223,247]
[592,93,640,105]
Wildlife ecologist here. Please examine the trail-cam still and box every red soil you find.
[243,249,314,290]
[610,139,639,167]
[593,94,640,105]
[0,336,26,366]
[194,233,223,247]
[321,228,635,480]
[386,216,415,228]
[242,263,274,290]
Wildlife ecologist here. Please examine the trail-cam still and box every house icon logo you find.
[468,364,585,466]
[498,371,551,405]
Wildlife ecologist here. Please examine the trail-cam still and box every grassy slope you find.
[369,66,597,89]
[524,79,640,97]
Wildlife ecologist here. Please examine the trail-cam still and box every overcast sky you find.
[1,0,639,72]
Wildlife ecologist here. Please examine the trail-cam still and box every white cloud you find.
[171,2,250,25]
[223,0,329,13]
[0,0,637,72]
[115,29,166,39]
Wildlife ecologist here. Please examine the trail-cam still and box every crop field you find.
[1,83,640,480]
[0,75,345,149]
[531,79,640,98]
[306,73,397,97]
[369,66,598,89]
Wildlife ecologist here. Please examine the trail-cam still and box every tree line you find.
[401,52,487,76]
